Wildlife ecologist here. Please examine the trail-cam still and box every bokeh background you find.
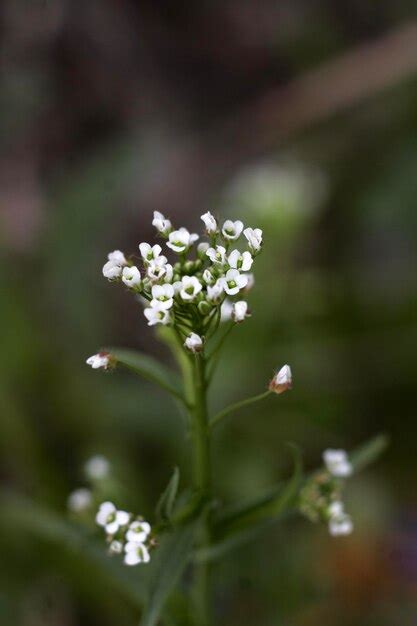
[1,1,417,625]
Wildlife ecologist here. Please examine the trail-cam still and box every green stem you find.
[189,354,211,626]
[210,390,272,430]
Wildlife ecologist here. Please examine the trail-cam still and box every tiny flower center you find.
[185,286,194,295]
[228,280,236,288]
[106,512,116,523]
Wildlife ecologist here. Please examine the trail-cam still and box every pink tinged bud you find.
[86,352,112,370]
[269,364,292,394]
[184,332,204,353]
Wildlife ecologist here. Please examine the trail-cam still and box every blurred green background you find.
[1,1,417,624]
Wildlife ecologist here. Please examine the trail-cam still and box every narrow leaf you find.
[350,433,389,472]
[140,523,197,626]
[156,467,180,523]
[107,347,184,402]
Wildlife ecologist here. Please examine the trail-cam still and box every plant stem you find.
[210,390,272,430]
[190,354,212,626]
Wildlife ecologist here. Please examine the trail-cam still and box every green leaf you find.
[0,493,146,606]
[140,522,197,626]
[350,433,389,472]
[156,467,180,523]
[107,347,184,402]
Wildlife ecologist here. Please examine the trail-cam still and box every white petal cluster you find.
[327,501,353,537]
[269,364,292,394]
[86,352,111,370]
[85,455,110,480]
[99,211,262,336]
[323,449,353,478]
[96,501,153,566]
[184,332,203,353]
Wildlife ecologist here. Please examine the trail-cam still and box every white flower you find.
[85,455,110,480]
[67,488,92,512]
[122,266,141,288]
[180,276,203,301]
[126,520,151,543]
[329,511,354,537]
[206,280,224,303]
[109,540,123,554]
[197,242,209,258]
[220,269,248,295]
[206,245,227,265]
[269,364,292,394]
[139,243,162,263]
[86,352,110,370]
[166,228,199,253]
[102,260,123,280]
[96,502,130,535]
[203,268,216,285]
[124,541,150,566]
[244,227,263,253]
[220,299,234,322]
[147,256,170,282]
[228,249,253,272]
[184,332,203,353]
[201,211,217,234]
[152,211,172,235]
[323,449,353,478]
[222,219,244,240]
[232,300,249,323]
[151,284,174,309]
[144,306,171,326]
[107,250,127,265]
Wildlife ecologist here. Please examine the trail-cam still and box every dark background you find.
[1,1,417,624]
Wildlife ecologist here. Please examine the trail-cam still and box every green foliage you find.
[156,467,180,524]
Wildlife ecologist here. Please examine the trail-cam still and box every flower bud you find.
[269,364,292,394]
[323,449,353,478]
[201,211,217,235]
[232,300,250,323]
[86,352,112,370]
[198,301,212,316]
[184,332,203,353]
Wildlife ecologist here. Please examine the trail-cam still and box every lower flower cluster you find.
[96,501,153,566]
[300,449,354,537]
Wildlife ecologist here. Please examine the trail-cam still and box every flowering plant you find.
[76,211,387,626]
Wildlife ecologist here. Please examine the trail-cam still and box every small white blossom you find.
[244,227,263,253]
[96,502,130,535]
[152,211,172,235]
[124,541,150,566]
[126,520,151,543]
[269,364,292,394]
[86,352,110,370]
[102,260,123,280]
[180,276,203,301]
[201,211,217,234]
[197,242,210,258]
[220,269,248,295]
[166,228,199,253]
[151,284,174,309]
[329,511,354,537]
[144,306,171,326]
[107,250,127,265]
[109,540,123,554]
[232,300,249,323]
[184,332,203,353]
[67,488,92,512]
[139,243,162,263]
[228,249,253,272]
[122,266,141,288]
[323,449,353,478]
[222,219,244,240]
[220,299,234,322]
[85,455,110,480]
[147,256,171,282]
[206,280,224,303]
[203,268,216,285]
[206,245,227,265]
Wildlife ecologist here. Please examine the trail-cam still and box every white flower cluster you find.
[96,211,262,355]
[67,455,111,513]
[96,502,153,566]
[300,448,354,537]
